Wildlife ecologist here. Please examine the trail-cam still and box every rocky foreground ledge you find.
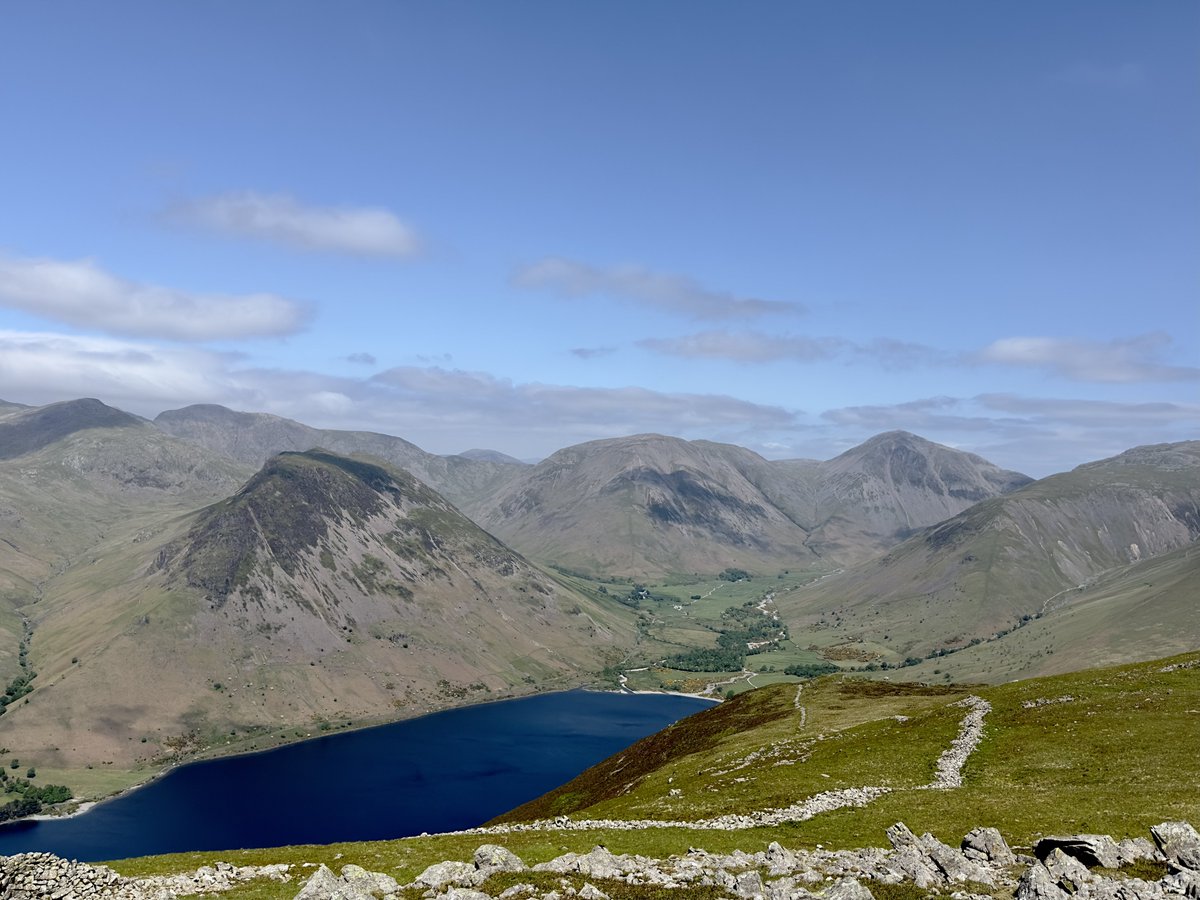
[1,820,1197,900]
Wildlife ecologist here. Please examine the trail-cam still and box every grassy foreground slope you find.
[494,652,1200,846]
[109,651,1199,897]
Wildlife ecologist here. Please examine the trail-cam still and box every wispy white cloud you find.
[345,352,377,366]
[167,191,422,258]
[4,329,1193,477]
[0,331,247,407]
[0,253,310,341]
[635,331,947,367]
[821,396,999,433]
[571,346,616,359]
[637,330,843,361]
[0,330,800,458]
[819,393,1200,477]
[976,393,1200,428]
[976,333,1200,382]
[513,257,803,319]
[369,366,797,436]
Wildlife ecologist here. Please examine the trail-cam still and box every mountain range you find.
[0,395,1195,798]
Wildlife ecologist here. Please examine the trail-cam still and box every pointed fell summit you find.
[825,430,1031,499]
[792,431,1034,561]
[6,449,632,772]
[165,449,554,616]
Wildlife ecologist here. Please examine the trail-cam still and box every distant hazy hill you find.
[474,434,818,578]
[776,440,1200,671]
[154,404,523,511]
[777,431,1033,562]
[0,398,250,604]
[1,448,633,780]
[475,431,1031,578]
[0,397,143,460]
[455,448,529,466]
[1,395,1195,799]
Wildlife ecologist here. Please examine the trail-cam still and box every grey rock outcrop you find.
[823,876,875,900]
[919,832,997,885]
[963,826,1018,866]
[1119,838,1165,867]
[1036,834,1123,869]
[294,864,352,900]
[1044,848,1093,893]
[341,863,401,897]
[1152,822,1200,872]
[416,860,485,891]
[1016,863,1071,900]
[474,845,527,873]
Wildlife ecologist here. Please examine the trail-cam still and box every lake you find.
[0,690,710,862]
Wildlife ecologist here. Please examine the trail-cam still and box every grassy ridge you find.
[103,650,1200,900]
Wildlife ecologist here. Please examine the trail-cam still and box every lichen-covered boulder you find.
[1152,822,1200,872]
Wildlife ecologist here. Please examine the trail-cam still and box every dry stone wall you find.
[2,820,1197,900]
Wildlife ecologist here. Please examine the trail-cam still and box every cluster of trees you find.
[0,671,35,716]
[663,601,787,672]
[717,603,787,652]
[783,661,840,678]
[0,775,72,822]
[663,648,745,672]
[718,568,751,582]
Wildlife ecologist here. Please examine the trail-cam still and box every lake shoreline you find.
[0,689,711,860]
[22,679,575,825]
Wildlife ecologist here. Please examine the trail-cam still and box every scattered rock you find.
[295,863,354,900]
[963,826,1018,866]
[1035,834,1123,869]
[1119,838,1165,866]
[1152,822,1200,872]
[823,876,875,900]
[1044,848,1093,893]
[1016,864,1071,900]
[415,860,484,890]
[474,845,527,873]
[2,820,1196,900]
[441,889,494,900]
[886,822,920,850]
[341,862,401,896]
[731,869,763,899]
[920,832,996,885]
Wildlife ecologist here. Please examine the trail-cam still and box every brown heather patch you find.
[836,680,968,699]
[489,684,795,824]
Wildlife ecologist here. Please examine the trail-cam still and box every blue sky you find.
[0,1,1196,476]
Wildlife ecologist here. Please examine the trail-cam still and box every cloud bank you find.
[977,334,1200,382]
[2,329,1194,477]
[513,257,803,319]
[637,330,844,361]
[0,253,310,341]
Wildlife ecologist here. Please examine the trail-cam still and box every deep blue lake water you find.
[0,690,710,862]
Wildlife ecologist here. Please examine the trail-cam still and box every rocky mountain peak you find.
[0,397,143,460]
